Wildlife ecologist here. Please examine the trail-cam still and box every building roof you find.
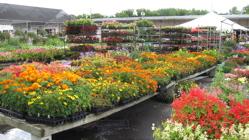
[92,14,249,22]
[0,3,74,24]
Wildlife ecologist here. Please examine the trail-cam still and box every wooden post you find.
[209,67,217,77]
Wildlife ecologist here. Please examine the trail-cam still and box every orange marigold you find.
[16,88,22,92]
[31,83,40,89]
[3,85,9,89]
[61,84,68,89]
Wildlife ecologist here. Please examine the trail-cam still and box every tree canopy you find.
[71,5,249,19]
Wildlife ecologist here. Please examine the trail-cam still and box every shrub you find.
[7,38,21,46]
[27,32,38,38]
[32,36,45,45]
[135,19,155,27]
[38,29,48,37]
[14,30,25,37]
[0,32,10,41]
[224,40,237,49]
[44,38,64,47]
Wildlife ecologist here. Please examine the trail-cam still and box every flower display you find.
[0,52,12,62]
[0,50,220,123]
[69,45,94,51]
[69,36,99,43]
[0,64,91,118]
[153,87,249,139]
[0,48,65,62]
[101,20,123,28]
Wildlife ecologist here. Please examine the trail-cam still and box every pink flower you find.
[224,73,238,78]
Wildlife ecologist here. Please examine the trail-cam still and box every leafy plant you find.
[44,38,64,47]
[0,32,10,41]
[38,29,48,37]
[135,19,155,27]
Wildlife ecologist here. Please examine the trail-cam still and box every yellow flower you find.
[63,102,67,105]
[238,77,246,83]
[119,89,122,91]
[59,92,63,95]
[58,97,61,100]
[39,102,44,105]
[28,101,34,105]
[118,97,121,100]
[29,91,36,95]
[74,95,78,98]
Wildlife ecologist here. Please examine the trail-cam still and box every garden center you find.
[0,11,249,140]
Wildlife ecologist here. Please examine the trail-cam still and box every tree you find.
[190,8,208,15]
[115,12,129,17]
[115,9,135,17]
[136,9,160,17]
[70,14,89,19]
[229,6,241,14]
[90,13,106,18]
[242,5,249,14]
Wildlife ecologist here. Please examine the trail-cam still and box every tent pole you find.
[219,22,223,54]
[240,30,242,38]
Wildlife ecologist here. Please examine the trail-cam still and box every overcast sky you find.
[1,0,249,16]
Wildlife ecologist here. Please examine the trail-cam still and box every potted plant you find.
[154,92,174,103]
[135,19,155,27]
[101,20,123,28]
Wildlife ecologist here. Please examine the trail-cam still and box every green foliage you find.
[242,4,249,14]
[14,30,25,37]
[135,19,155,27]
[136,9,160,16]
[0,45,17,51]
[0,32,10,41]
[220,46,233,54]
[115,9,135,17]
[44,38,64,47]
[77,18,96,25]
[27,32,38,38]
[32,36,45,45]
[7,38,21,46]
[90,13,106,18]
[21,45,31,50]
[47,33,59,39]
[38,29,48,36]
[224,40,237,49]
[157,8,208,16]
[64,18,97,26]
[70,14,88,19]
[229,6,241,14]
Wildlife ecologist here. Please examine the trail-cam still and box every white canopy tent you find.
[176,12,249,31]
[176,12,249,53]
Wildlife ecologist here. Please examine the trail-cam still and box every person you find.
[233,33,237,42]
